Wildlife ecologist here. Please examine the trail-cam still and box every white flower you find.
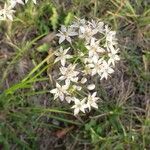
[71,97,87,115]
[83,57,93,64]
[100,61,114,80]
[108,48,120,66]
[51,18,120,115]
[65,96,73,103]
[58,64,79,86]
[86,37,105,61]
[88,58,103,76]
[71,18,86,29]
[79,25,97,43]
[87,92,99,111]
[56,25,78,44]
[89,19,104,33]
[83,64,92,75]
[10,0,24,8]
[0,3,15,21]
[25,0,37,4]
[87,84,95,90]
[50,83,68,101]
[72,85,82,91]
[54,47,72,66]
[80,77,87,84]
[105,25,117,51]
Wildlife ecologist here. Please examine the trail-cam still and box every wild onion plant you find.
[50,18,120,115]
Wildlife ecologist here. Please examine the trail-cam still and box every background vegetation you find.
[0,0,150,149]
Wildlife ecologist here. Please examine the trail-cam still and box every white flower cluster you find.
[0,0,37,21]
[50,18,120,115]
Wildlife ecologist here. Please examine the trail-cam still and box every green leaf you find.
[50,7,58,30]
[37,43,50,52]
[64,12,74,26]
